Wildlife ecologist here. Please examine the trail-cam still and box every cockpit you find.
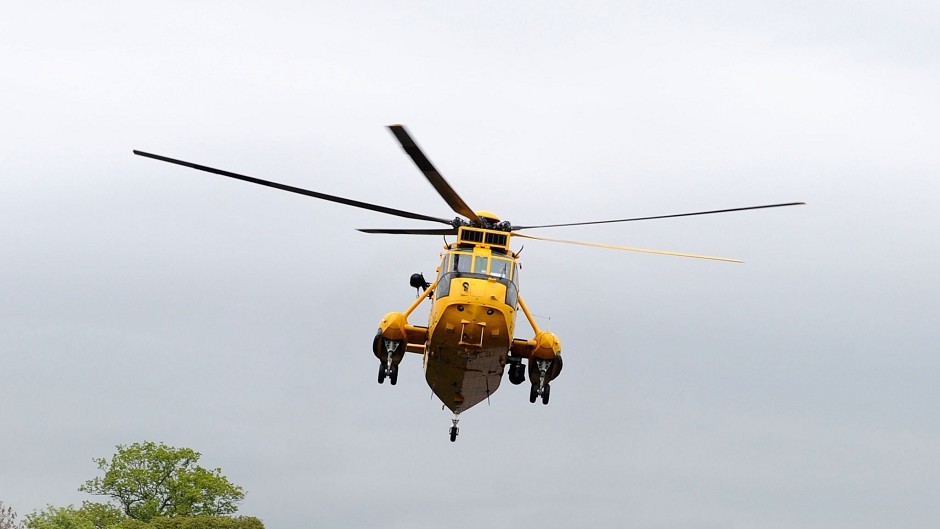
[435,250,519,306]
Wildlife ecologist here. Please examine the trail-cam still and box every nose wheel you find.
[449,415,460,442]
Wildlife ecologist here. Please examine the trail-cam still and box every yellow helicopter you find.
[134,125,803,442]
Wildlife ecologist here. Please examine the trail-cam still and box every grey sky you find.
[2,1,939,528]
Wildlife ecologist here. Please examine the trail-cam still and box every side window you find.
[438,254,449,281]
[508,262,519,307]
[505,282,518,308]
[435,254,451,299]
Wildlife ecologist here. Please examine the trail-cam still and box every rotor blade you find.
[133,150,454,226]
[387,125,483,225]
[513,232,743,263]
[358,228,458,235]
[511,202,805,230]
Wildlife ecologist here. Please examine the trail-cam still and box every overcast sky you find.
[2,1,939,528]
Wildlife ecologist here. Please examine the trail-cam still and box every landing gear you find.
[529,382,551,404]
[528,359,553,405]
[507,359,526,385]
[376,338,402,385]
[449,415,460,442]
[378,362,399,385]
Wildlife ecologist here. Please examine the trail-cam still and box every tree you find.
[78,442,245,522]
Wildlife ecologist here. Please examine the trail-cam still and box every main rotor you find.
[134,124,804,262]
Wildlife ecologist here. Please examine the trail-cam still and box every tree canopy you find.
[23,503,123,529]
[77,442,245,522]
[23,508,261,529]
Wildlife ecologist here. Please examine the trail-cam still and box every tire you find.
[529,383,538,403]
[541,383,551,405]
[389,364,399,385]
[509,364,525,385]
[377,363,386,384]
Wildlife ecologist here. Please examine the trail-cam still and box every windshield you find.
[436,251,519,305]
[450,253,515,279]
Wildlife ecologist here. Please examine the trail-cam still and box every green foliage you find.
[23,505,91,529]
[23,509,261,529]
[75,504,125,529]
[78,442,245,522]
[113,517,263,529]
[22,503,123,529]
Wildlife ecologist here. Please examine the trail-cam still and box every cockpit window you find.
[490,258,511,279]
[474,256,489,275]
[451,252,472,274]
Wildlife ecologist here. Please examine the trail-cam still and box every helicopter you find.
[134,124,803,442]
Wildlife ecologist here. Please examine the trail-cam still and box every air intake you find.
[485,232,507,247]
[460,229,484,243]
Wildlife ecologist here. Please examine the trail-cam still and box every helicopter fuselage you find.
[423,249,517,413]
[374,226,563,415]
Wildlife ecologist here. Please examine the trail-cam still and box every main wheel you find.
[508,363,525,385]
[389,364,399,385]
[541,383,551,405]
[529,383,538,403]
[377,363,386,384]
[449,427,458,442]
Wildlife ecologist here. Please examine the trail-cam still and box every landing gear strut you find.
[529,359,552,405]
[377,338,401,385]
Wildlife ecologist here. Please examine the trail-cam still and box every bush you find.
[113,517,263,529]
